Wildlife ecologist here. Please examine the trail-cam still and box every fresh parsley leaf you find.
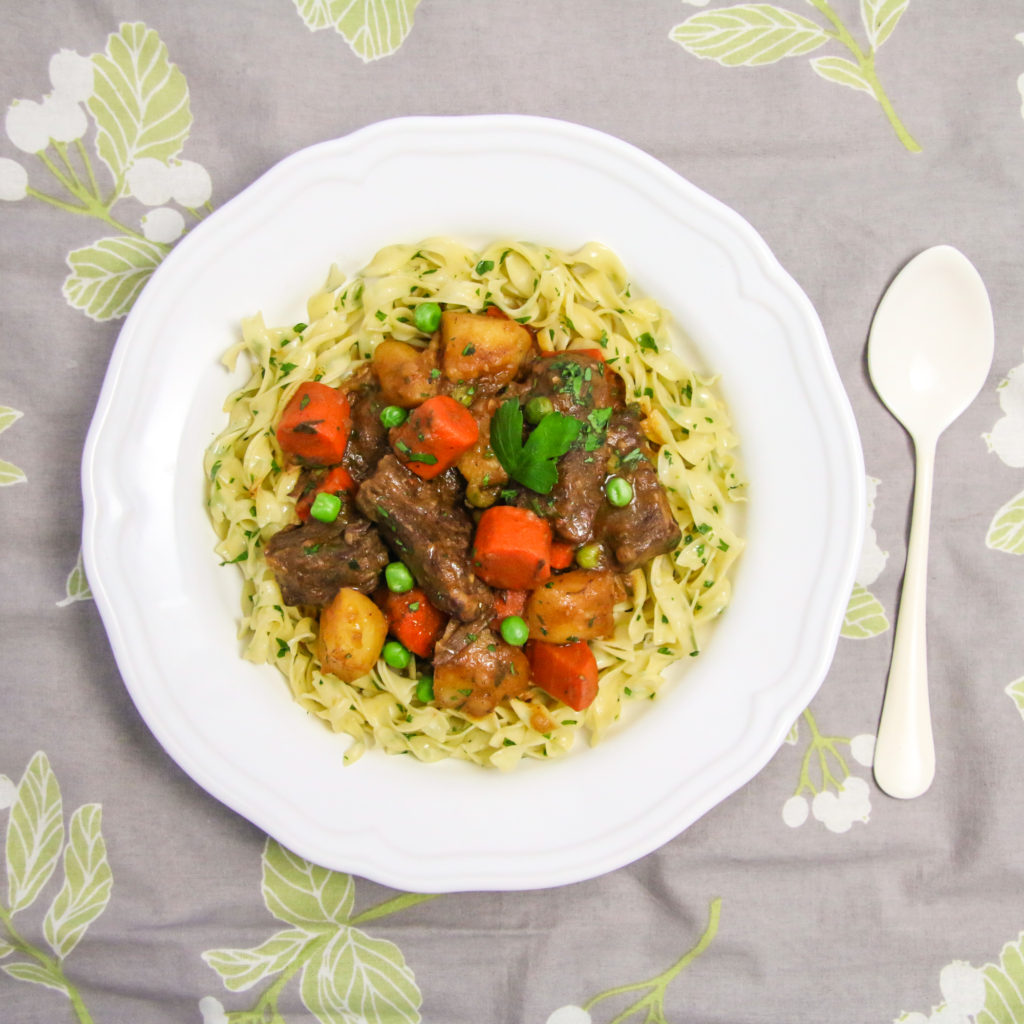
[490,399,581,494]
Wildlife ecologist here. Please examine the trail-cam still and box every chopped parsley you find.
[490,399,581,494]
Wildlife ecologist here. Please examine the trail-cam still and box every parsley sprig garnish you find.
[490,399,580,494]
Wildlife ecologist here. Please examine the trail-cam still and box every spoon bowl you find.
[868,245,994,799]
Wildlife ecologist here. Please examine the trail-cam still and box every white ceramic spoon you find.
[867,245,994,799]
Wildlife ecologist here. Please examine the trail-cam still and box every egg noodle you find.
[203,239,744,770]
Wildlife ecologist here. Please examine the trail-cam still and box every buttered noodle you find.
[204,240,744,769]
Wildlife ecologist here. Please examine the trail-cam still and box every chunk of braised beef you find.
[432,620,530,718]
[527,351,614,415]
[355,455,493,622]
[265,507,389,607]
[339,368,390,483]
[596,410,681,571]
[516,352,617,544]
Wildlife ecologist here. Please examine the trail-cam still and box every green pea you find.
[500,615,529,646]
[415,676,434,703]
[380,405,408,428]
[525,395,554,424]
[605,475,633,507]
[310,491,342,523]
[385,561,415,593]
[576,542,602,569]
[383,640,411,669]
[413,301,442,334]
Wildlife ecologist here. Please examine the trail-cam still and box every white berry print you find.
[782,710,874,833]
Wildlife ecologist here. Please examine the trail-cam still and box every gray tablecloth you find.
[3,3,1024,1022]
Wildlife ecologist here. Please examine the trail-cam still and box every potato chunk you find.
[456,396,508,504]
[433,626,530,718]
[316,587,387,682]
[441,311,533,388]
[372,337,441,408]
[525,570,620,644]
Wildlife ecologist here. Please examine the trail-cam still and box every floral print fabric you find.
[3,3,1024,1022]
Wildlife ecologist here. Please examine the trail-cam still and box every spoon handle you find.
[872,436,937,799]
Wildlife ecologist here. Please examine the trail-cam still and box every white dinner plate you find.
[82,115,864,892]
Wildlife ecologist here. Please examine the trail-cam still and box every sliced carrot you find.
[571,347,606,362]
[277,383,352,466]
[389,394,479,479]
[526,639,599,711]
[490,588,529,630]
[472,506,552,590]
[378,586,448,658]
[295,465,356,522]
[549,540,575,570]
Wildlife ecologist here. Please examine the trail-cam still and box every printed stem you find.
[36,149,91,203]
[805,0,862,56]
[795,709,851,797]
[0,904,96,1024]
[584,898,722,1023]
[24,184,154,244]
[25,184,93,216]
[73,139,103,201]
[859,55,922,153]
[52,141,88,194]
[350,892,438,926]
[804,0,921,152]
[227,934,325,1024]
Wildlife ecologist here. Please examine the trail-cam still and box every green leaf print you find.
[5,752,64,914]
[0,407,25,487]
[300,927,421,1024]
[669,5,829,66]
[0,407,22,435]
[860,0,909,49]
[294,0,337,30]
[57,549,93,608]
[0,459,25,487]
[202,837,436,1023]
[669,1,921,151]
[42,804,113,960]
[1,752,111,1024]
[1,960,69,996]
[88,22,192,196]
[62,235,165,322]
[841,583,890,639]
[262,839,355,929]
[292,0,423,62]
[986,489,1024,554]
[810,55,874,94]
[979,933,1024,1024]
[1007,678,1024,720]
[203,927,313,991]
